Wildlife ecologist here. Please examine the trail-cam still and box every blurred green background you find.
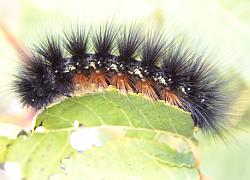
[0,0,250,179]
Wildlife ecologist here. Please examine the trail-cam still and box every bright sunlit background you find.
[0,0,250,179]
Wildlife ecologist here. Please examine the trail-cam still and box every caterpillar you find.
[13,21,232,135]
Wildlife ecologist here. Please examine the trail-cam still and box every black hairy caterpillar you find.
[13,21,232,135]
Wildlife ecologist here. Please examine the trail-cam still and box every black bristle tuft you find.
[13,54,58,109]
[117,24,143,61]
[35,36,64,69]
[160,44,193,89]
[35,35,74,97]
[92,21,119,57]
[180,57,230,134]
[64,24,89,58]
[141,30,166,67]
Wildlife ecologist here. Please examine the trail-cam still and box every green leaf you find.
[36,89,193,138]
[0,137,13,162]
[51,138,198,180]
[5,131,73,179]
[0,89,199,179]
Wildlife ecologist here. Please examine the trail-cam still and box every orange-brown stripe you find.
[135,79,158,100]
[88,70,108,91]
[160,89,182,107]
[110,73,133,92]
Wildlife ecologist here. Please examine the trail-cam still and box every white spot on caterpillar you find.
[134,68,143,78]
[153,76,167,85]
[110,63,118,71]
[68,65,75,71]
[90,62,96,69]
[180,86,187,94]
[159,77,167,85]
